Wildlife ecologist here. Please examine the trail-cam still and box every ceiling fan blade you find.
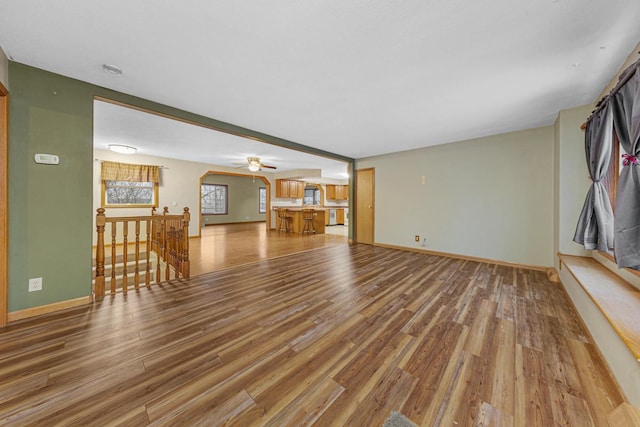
[260,164,277,169]
[232,162,248,165]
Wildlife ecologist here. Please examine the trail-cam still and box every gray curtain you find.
[573,102,614,251]
[612,64,640,269]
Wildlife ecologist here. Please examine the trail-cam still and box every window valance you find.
[101,161,159,183]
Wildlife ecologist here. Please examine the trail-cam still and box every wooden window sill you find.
[558,253,640,361]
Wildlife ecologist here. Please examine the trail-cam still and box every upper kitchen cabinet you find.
[326,184,349,200]
[275,179,305,198]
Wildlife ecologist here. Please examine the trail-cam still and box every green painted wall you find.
[9,63,95,311]
[7,62,353,312]
[201,174,266,225]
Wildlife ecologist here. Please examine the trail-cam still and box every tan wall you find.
[356,126,554,267]
[554,104,593,270]
[93,149,275,242]
[0,45,8,88]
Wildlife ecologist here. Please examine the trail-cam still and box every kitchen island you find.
[273,207,326,234]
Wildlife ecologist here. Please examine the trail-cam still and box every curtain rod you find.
[580,52,640,130]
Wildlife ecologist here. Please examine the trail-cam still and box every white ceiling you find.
[2,1,640,161]
[93,99,350,180]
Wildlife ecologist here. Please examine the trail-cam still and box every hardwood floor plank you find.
[566,338,624,427]
[262,376,344,427]
[464,298,498,357]
[434,350,484,427]
[0,241,627,426]
[517,345,555,426]
[476,401,515,427]
[344,367,418,426]
[400,321,469,426]
[548,385,595,427]
[152,389,256,426]
[487,317,516,417]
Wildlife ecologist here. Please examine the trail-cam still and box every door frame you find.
[0,82,8,326]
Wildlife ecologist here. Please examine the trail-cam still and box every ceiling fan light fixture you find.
[108,144,137,154]
[247,157,261,172]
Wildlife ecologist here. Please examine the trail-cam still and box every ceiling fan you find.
[234,156,277,172]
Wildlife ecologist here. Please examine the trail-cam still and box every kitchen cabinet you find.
[275,179,305,198]
[326,184,349,200]
[336,209,345,225]
[276,180,289,198]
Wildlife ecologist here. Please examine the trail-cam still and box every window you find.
[101,161,160,208]
[303,186,321,205]
[104,180,156,206]
[201,184,228,215]
[602,131,620,211]
[259,187,267,213]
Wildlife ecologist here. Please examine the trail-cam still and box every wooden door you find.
[0,83,7,326]
[356,168,374,245]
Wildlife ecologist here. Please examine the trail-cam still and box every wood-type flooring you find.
[0,244,624,426]
[190,223,348,275]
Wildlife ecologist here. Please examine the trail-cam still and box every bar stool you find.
[277,209,293,232]
[302,209,316,234]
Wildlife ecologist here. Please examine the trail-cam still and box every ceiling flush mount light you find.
[108,144,137,154]
[102,63,122,76]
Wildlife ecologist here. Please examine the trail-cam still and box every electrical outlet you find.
[28,277,43,292]
[415,235,420,242]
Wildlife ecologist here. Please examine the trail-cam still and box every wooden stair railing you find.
[94,206,190,298]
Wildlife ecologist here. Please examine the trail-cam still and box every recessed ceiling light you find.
[108,144,137,154]
[102,64,122,76]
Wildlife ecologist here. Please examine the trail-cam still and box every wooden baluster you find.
[169,226,174,279]
[145,219,151,287]
[182,207,190,278]
[134,220,140,289]
[122,220,128,293]
[155,224,161,284]
[163,218,169,281]
[150,207,157,253]
[95,208,106,298]
[110,222,117,295]
[174,227,179,279]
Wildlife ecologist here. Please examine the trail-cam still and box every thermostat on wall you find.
[34,153,60,165]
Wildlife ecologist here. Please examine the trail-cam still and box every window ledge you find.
[559,253,640,361]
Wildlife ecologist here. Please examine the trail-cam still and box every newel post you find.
[95,208,106,299]
[182,207,190,278]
